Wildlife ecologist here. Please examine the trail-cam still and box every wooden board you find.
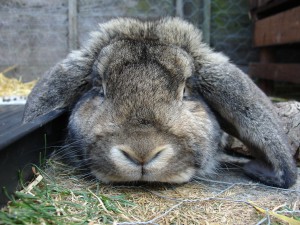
[249,63,300,83]
[253,5,300,46]
[0,106,24,135]
[249,0,300,20]
[0,109,68,206]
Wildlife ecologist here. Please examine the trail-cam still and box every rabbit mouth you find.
[90,166,196,184]
[89,144,196,183]
[140,167,196,183]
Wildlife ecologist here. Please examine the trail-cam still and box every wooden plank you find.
[249,0,272,10]
[0,109,68,206]
[249,0,300,20]
[260,48,275,63]
[68,0,78,50]
[175,0,184,17]
[203,0,211,45]
[249,63,300,83]
[254,6,300,46]
[0,106,24,135]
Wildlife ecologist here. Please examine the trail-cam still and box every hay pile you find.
[2,157,299,225]
[0,66,36,103]
[46,160,300,225]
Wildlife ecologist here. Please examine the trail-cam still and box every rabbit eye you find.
[139,119,151,125]
[183,86,189,97]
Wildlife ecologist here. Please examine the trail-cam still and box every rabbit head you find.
[66,37,222,183]
[24,18,225,183]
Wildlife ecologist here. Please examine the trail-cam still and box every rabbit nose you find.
[118,146,166,166]
[120,150,142,165]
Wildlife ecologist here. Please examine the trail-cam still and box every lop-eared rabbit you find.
[24,18,297,188]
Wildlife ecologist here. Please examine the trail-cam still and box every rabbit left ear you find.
[23,49,97,122]
[23,20,136,123]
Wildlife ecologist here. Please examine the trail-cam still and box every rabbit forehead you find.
[87,17,228,68]
[96,39,194,80]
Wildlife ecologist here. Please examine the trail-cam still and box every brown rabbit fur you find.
[69,88,221,183]
[24,17,297,188]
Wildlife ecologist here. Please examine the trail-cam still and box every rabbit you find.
[23,17,297,188]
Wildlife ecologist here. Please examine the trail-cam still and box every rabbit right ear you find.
[22,19,139,123]
[23,44,104,122]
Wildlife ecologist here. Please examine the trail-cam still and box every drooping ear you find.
[23,49,97,122]
[160,17,297,187]
[188,61,297,188]
[23,18,154,123]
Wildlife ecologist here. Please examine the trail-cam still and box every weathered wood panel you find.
[0,0,68,80]
[0,0,255,83]
[0,0,176,81]
[249,63,300,83]
[253,5,300,46]
[249,0,300,20]
[68,0,78,50]
[77,0,175,45]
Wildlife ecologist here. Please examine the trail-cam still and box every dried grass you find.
[0,66,36,97]
[1,154,299,225]
[36,158,300,225]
